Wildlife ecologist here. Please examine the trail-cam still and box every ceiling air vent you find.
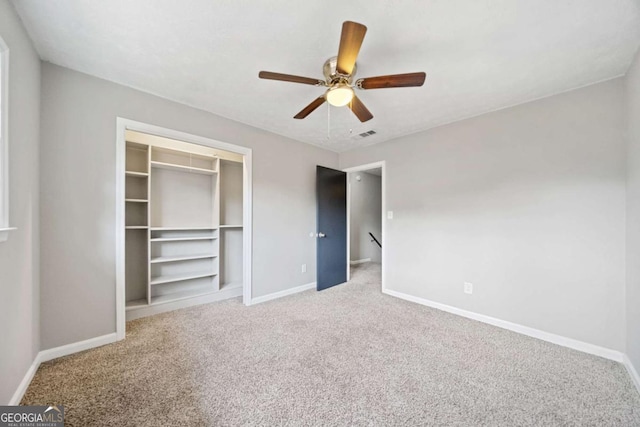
[354,130,377,139]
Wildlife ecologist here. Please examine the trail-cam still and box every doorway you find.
[344,161,386,291]
[115,118,253,341]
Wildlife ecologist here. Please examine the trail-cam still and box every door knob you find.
[318,232,326,238]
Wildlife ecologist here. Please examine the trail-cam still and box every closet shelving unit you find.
[219,159,244,290]
[124,137,243,320]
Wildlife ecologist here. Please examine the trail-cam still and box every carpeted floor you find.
[22,262,640,426]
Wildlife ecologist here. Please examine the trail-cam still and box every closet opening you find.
[344,161,386,292]
[115,119,252,340]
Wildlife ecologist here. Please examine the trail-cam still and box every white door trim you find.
[115,118,253,341]
[343,161,386,292]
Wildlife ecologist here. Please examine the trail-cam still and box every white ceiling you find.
[12,0,640,152]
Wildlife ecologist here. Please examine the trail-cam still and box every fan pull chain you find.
[327,103,331,140]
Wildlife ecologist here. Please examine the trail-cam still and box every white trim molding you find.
[9,333,117,405]
[0,227,17,242]
[9,355,40,405]
[350,258,371,265]
[383,288,624,362]
[242,153,253,306]
[0,36,14,242]
[126,285,242,321]
[9,300,637,404]
[250,282,316,305]
[624,355,640,395]
[38,333,117,363]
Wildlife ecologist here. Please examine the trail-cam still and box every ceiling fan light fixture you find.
[325,84,354,107]
[258,21,425,122]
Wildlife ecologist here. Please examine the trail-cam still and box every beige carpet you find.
[22,263,640,426]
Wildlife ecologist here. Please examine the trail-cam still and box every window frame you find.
[0,36,15,242]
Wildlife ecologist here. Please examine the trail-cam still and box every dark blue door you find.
[316,166,347,291]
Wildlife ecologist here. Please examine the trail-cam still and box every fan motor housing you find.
[323,56,357,84]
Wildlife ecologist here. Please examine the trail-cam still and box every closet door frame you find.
[115,118,253,341]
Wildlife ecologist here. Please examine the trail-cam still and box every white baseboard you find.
[8,333,117,405]
[10,290,636,405]
[250,282,316,305]
[38,333,117,363]
[9,354,41,405]
[350,258,371,265]
[624,354,640,395]
[383,289,624,362]
[126,285,243,321]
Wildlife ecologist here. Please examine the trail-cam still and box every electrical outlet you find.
[387,211,394,220]
[301,264,307,273]
[464,282,473,294]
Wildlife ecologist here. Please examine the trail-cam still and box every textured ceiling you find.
[12,0,640,152]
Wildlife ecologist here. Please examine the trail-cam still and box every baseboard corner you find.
[250,282,316,305]
[39,333,118,363]
[9,332,119,405]
[624,354,640,395]
[8,353,42,405]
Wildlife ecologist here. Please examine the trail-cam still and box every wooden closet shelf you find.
[150,226,217,231]
[150,289,218,306]
[150,236,216,242]
[150,161,217,175]
[150,271,217,286]
[125,171,149,177]
[150,254,217,264]
[125,298,148,310]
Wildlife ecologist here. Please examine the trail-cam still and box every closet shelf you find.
[150,254,217,264]
[125,171,148,177]
[150,236,216,242]
[125,198,148,203]
[150,270,217,286]
[150,289,218,306]
[221,281,243,290]
[150,226,217,231]
[126,298,148,310]
[151,161,217,175]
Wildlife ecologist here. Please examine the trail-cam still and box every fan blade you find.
[259,71,324,86]
[349,95,373,122]
[294,97,326,119]
[336,21,367,75]
[357,72,426,90]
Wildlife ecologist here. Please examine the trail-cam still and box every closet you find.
[124,130,244,321]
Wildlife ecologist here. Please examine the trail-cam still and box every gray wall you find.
[349,172,381,263]
[340,79,626,351]
[40,63,338,350]
[0,0,40,404]
[626,48,640,374]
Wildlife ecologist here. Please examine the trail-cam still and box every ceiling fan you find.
[258,21,426,123]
